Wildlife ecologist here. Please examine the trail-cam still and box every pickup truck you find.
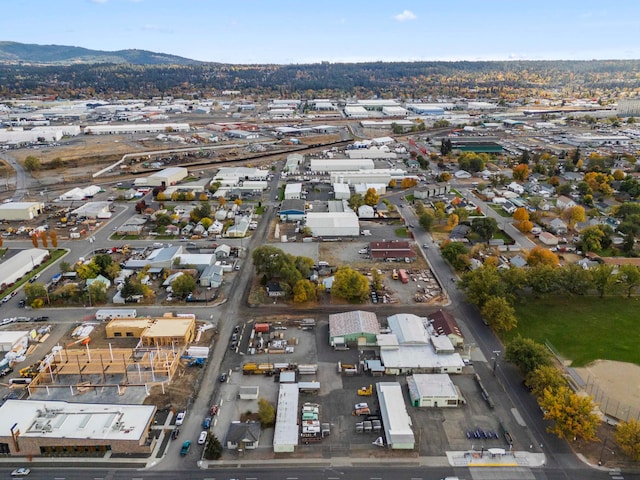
[180,440,191,456]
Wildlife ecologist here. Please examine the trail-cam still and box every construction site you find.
[9,314,214,408]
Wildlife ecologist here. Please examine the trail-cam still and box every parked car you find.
[219,373,228,383]
[175,411,186,426]
[198,430,208,445]
[202,417,211,429]
[171,428,180,440]
[209,405,219,416]
[17,299,26,308]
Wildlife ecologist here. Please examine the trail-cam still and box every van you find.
[9,378,32,385]
[153,242,164,248]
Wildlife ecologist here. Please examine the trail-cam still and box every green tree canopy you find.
[331,266,370,303]
[171,273,197,298]
[258,398,276,427]
[470,217,498,242]
[480,296,517,332]
[505,336,552,377]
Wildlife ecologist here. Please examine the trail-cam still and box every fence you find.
[546,339,640,423]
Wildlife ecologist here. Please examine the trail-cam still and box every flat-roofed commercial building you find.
[0,399,156,456]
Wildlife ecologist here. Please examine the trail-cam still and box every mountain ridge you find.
[0,41,202,65]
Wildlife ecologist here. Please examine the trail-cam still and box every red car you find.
[209,405,219,416]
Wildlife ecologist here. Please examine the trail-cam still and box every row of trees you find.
[31,229,58,248]
[506,337,640,459]
[457,259,640,333]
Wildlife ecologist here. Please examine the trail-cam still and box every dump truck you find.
[357,384,373,396]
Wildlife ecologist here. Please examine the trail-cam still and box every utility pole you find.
[492,350,501,375]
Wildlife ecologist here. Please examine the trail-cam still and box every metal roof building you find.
[0,202,44,221]
[0,248,48,288]
[407,374,460,408]
[387,314,429,345]
[376,382,415,449]
[329,310,379,347]
[310,158,374,172]
[273,383,299,453]
[305,212,360,237]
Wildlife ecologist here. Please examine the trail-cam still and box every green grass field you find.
[510,296,640,367]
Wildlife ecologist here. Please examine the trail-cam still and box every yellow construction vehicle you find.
[20,365,39,378]
[357,384,373,396]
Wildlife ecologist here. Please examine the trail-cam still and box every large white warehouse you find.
[0,202,44,221]
[306,212,359,237]
[136,167,188,187]
[0,248,49,287]
[331,169,413,185]
[310,159,374,172]
[83,123,190,135]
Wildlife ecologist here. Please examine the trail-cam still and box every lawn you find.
[395,227,410,238]
[510,296,640,367]
[488,204,512,218]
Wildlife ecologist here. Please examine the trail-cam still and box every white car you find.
[198,430,208,445]
[354,402,369,410]
[11,468,31,476]
[175,411,186,426]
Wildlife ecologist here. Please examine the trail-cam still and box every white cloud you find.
[394,10,417,22]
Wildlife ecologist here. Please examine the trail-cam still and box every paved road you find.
[0,151,30,200]
[1,465,635,480]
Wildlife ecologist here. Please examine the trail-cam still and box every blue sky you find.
[3,0,640,64]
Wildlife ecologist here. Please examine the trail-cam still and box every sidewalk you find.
[198,451,545,470]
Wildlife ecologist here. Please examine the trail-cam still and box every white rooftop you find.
[387,314,429,344]
[380,345,465,370]
[376,382,414,448]
[0,399,155,442]
[273,383,299,451]
[409,373,458,399]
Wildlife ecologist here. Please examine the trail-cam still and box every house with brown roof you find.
[427,310,464,347]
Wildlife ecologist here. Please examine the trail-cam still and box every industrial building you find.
[284,183,302,200]
[333,183,351,200]
[0,248,48,288]
[83,123,190,135]
[214,167,269,184]
[284,153,304,174]
[329,311,380,348]
[305,212,360,237]
[279,199,306,222]
[0,201,44,220]
[273,383,299,453]
[0,125,81,145]
[346,148,398,160]
[136,167,188,187]
[369,241,417,261]
[330,169,412,185]
[71,202,112,219]
[0,399,156,457]
[407,374,461,407]
[376,382,415,449]
[310,158,374,172]
[58,185,102,201]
